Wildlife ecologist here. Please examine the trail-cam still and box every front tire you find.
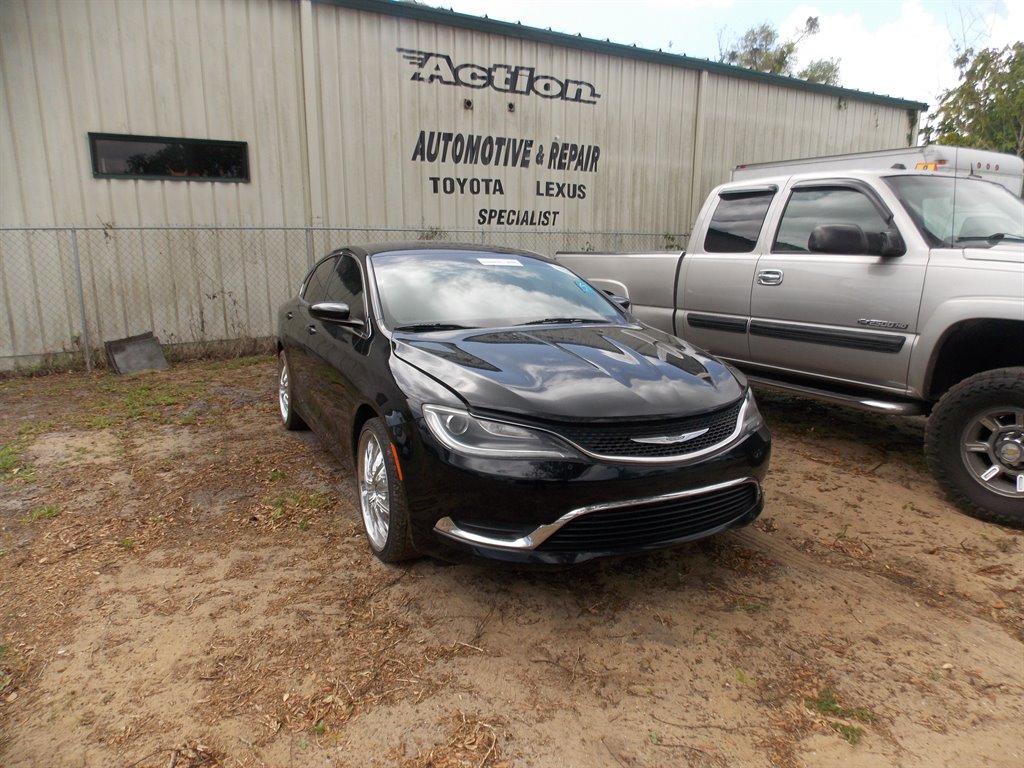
[357,419,418,562]
[925,367,1024,528]
[278,351,307,431]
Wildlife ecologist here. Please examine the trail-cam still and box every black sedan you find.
[276,243,771,566]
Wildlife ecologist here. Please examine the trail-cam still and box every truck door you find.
[748,180,926,391]
[677,186,776,363]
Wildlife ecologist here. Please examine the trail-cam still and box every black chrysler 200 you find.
[276,244,771,566]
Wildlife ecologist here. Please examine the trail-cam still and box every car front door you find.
[304,252,374,441]
[748,181,926,392]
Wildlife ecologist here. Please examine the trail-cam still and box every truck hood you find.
[963,243,1024,265]
[393,324,743,421]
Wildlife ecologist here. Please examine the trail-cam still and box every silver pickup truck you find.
[558,170,1024,527]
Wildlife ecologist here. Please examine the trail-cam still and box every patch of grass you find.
[268,469,287,482]
[0,440,35,483]
[201,355,273,371]
[735,669,755,686]
[0,443,22,474]
[119,537,136,550]
[313,720,326,736]
[77,375,206,428]
[805,688,874,722]
[17,420,55,437]
[28,504,61,522]
[831,721,865,745]
[298,517,311,531]
[264,490,332,523]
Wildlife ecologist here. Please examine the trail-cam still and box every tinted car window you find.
[371,250,622,329]
[303,257,337,304]
[704,191,775,253]
[774,187,889,252]
[323,254,367,322]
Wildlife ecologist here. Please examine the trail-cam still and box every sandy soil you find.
[0,357,1021,768]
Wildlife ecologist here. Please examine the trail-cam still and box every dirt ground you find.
[0,356,1021,768]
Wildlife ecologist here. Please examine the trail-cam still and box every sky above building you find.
[438,0,1022,112]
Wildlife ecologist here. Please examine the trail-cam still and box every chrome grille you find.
[553,399,743,459]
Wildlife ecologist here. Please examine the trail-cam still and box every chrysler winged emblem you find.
[631,428,709,445]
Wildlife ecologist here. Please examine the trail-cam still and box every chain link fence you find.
[0,226,687,371]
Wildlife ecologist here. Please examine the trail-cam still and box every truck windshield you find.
[884,175,1024,248]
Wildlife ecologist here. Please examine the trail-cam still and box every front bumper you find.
[398,423,771,566]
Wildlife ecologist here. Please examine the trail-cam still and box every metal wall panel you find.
[1,0,920,234]
[307,2,916,239]
[0,0,308,229]
[311,4,704,237]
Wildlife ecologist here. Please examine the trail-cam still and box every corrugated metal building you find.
[0,0,926,368]
[2,0,925,232]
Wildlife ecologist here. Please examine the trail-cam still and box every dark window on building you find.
[88,132,249,182]
[774,187,890,252]
[704,191,775,253]
[303,257,338,304]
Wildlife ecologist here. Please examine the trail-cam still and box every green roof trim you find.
[314,0,928,112]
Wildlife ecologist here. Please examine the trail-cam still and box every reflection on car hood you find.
[393,324,743,420]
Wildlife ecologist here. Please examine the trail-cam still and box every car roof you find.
[341,241,551,261]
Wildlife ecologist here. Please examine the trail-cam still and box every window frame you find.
[88,132,250,183]
[702,187,777,254]
[771,180,897,255]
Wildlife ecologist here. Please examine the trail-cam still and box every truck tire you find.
[925,367,1024,528]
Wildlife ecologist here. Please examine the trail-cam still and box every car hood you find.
[393,324,743,420]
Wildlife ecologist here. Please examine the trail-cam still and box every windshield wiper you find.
[955,233,1024,244]
[393,322,476,332]
[516,317,609,326]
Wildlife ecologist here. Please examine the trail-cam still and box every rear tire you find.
[357,418,418,562]
[278,351,307,431]
[925,367,1024,528]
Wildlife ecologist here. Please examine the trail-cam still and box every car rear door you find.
[286,255,338,426]
[748,180,926,391]
[676,185,777,362]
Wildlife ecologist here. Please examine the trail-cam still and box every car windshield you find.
[370,250,623,330]
[884,174,1024,247]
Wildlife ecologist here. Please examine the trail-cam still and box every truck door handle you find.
[757,269,784,286]
[307,325,317,335]
[285,311,294,320]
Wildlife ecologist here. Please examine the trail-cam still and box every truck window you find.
[773,187,889,252]
[704,191,775,253]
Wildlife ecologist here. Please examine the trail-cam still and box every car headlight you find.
[422,404,580,459]
[741,388,765,432]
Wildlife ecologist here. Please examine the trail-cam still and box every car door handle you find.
[757,269,784,286]
[307,325,317,335]
[286,311,294,320]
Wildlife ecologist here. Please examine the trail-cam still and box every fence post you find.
[70,227,93,371]
[305,228,313,270]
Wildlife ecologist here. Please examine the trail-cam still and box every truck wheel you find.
[925,367,1024,528]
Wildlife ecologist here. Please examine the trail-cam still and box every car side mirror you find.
[808,224,868,255]
[310,301,357,324]
[604,291,632,311]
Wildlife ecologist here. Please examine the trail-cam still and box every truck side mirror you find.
[879,230,906,257]
[808,224,869,255]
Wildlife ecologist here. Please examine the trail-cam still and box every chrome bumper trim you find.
[433,476,760,551]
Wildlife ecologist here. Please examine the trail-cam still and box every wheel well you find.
[350,405,379,461]
[927,319,1024,400]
